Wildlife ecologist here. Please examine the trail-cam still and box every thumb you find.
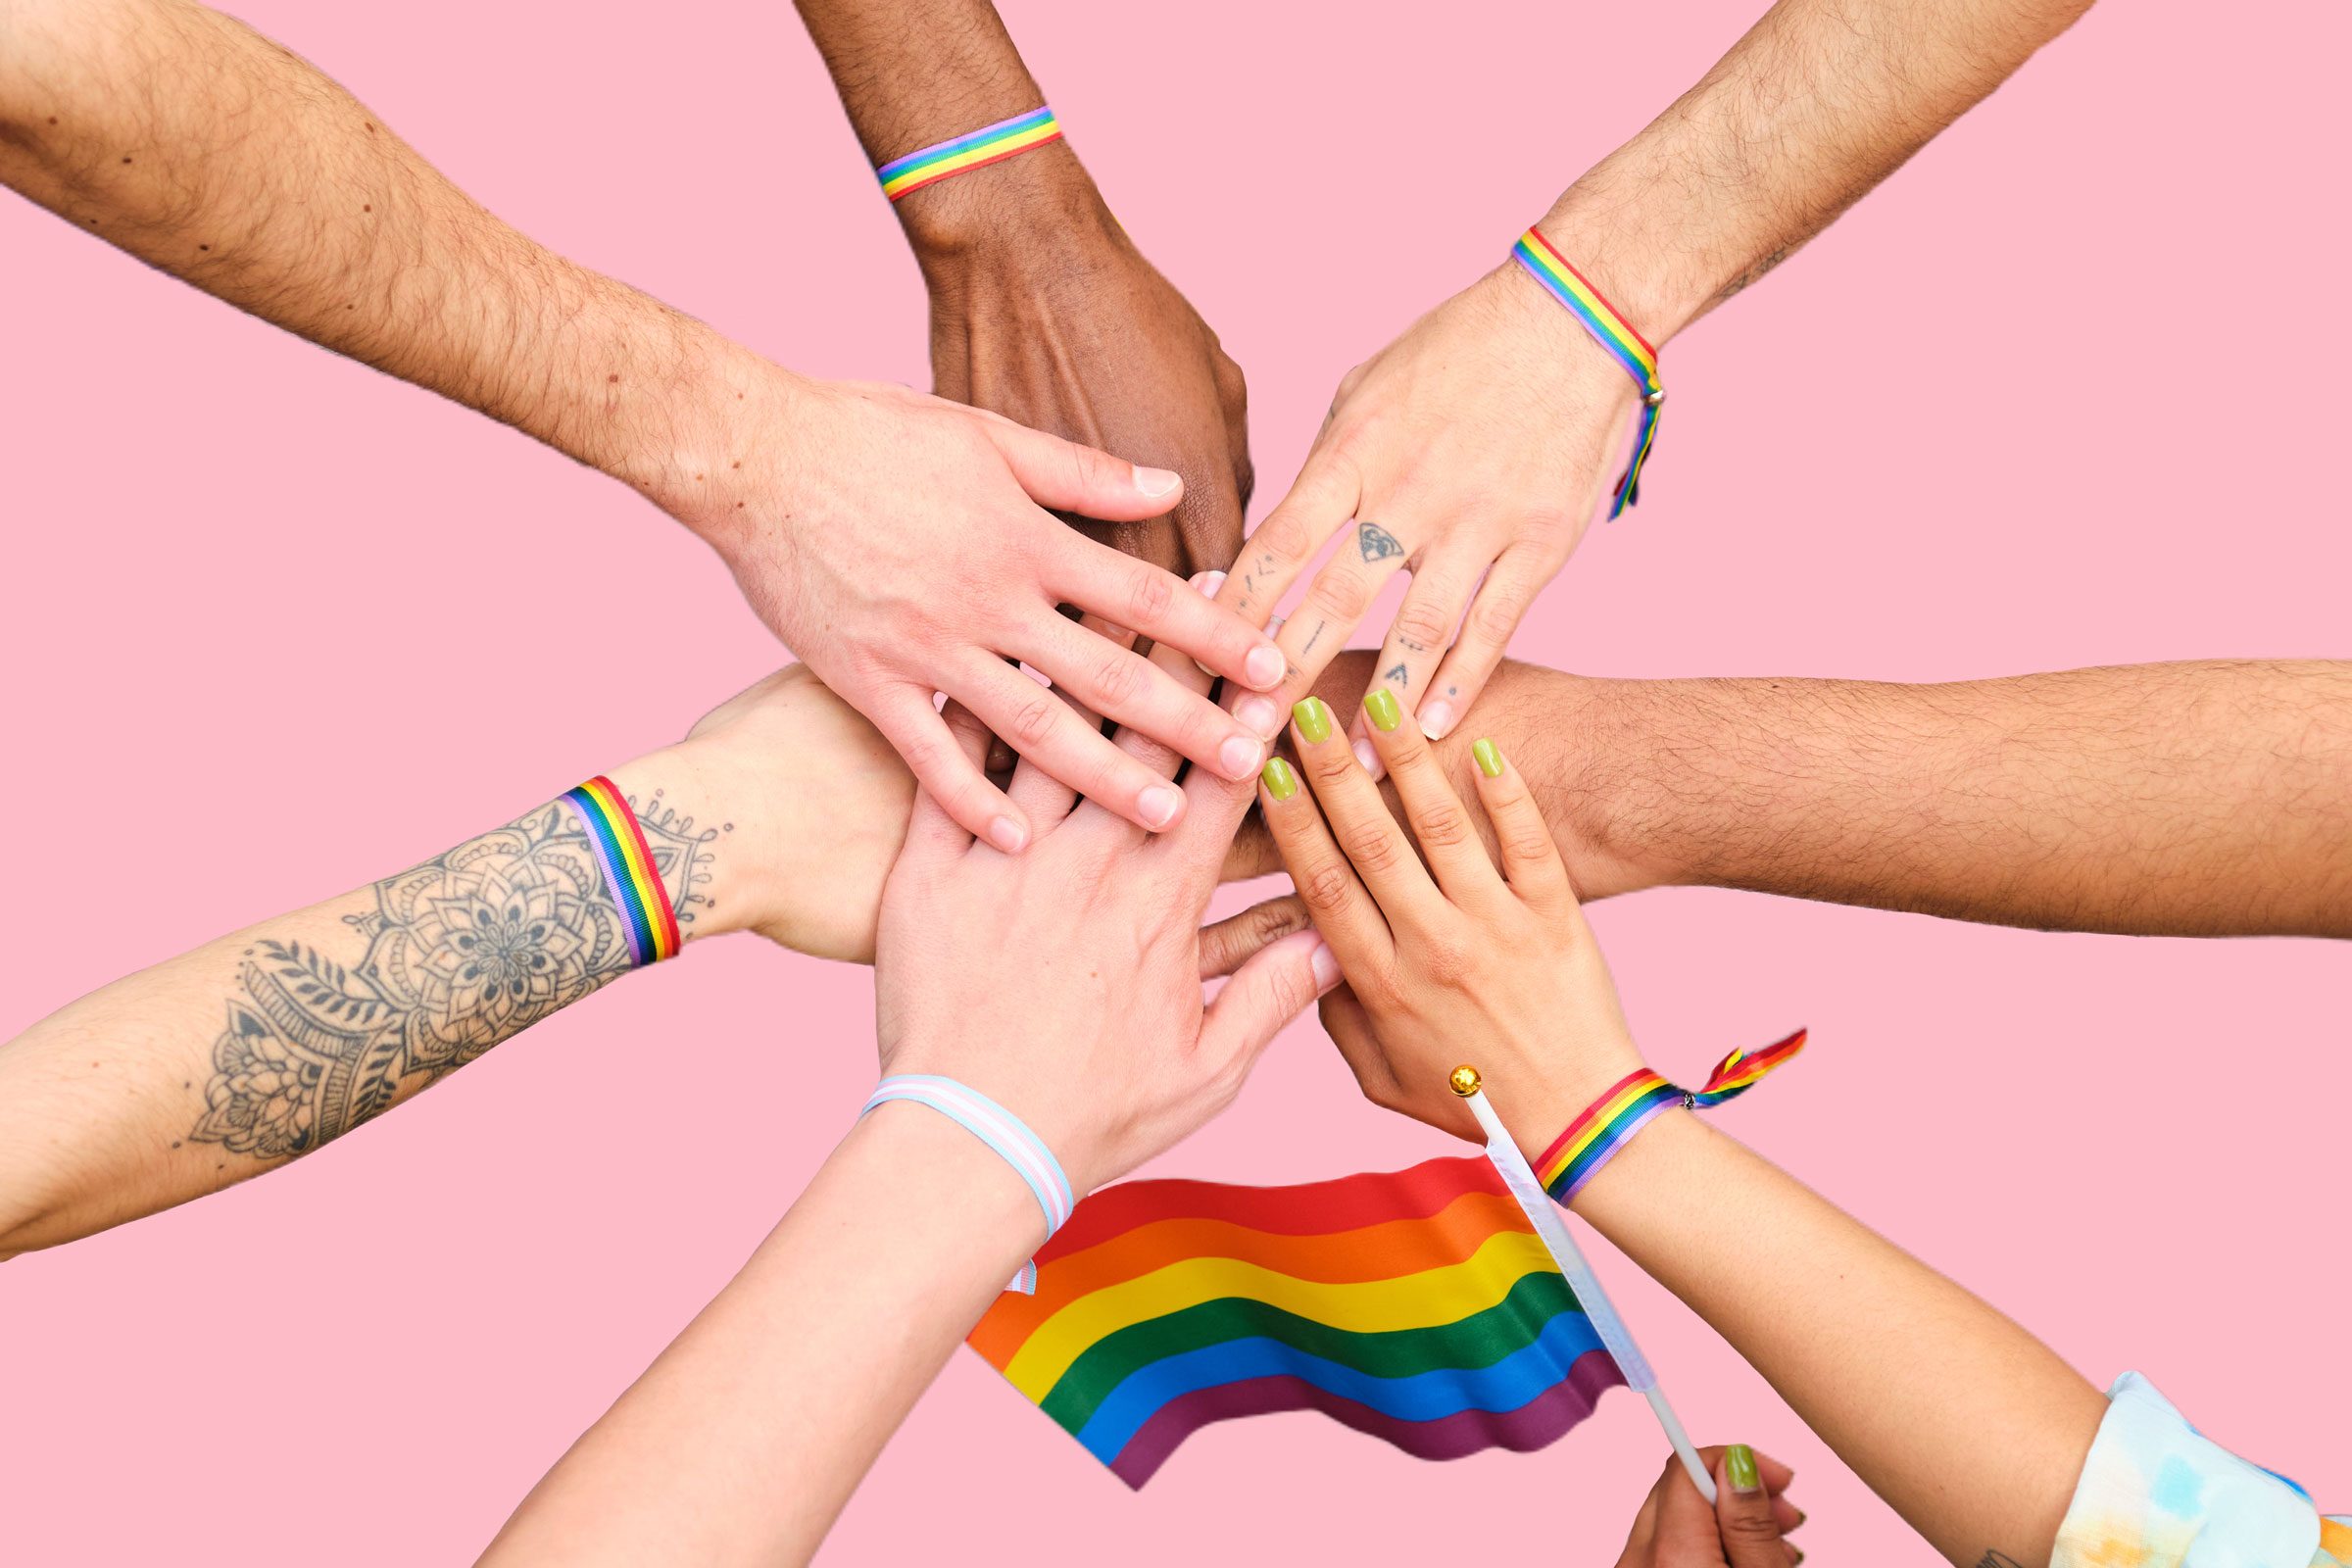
[1712,1446,1792,1568]
[980,417,1185,522]
[1199,927,1341,1071]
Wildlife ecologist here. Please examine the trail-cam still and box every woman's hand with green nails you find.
[1254,688,1646,1150]
[1614,1446,1806,1568]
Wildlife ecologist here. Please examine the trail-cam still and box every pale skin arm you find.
[1574,1113,2106,1567]
[478,1106,1043,1567]
[1235,0,2097,756]
[0,663,1281,1261]
[484,629,1332,1565]
[1261,703,2108,1566]
[0,0,1287,842]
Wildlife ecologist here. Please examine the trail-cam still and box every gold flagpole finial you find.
[1447,1065,1483,1098]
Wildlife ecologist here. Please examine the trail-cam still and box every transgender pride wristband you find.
[875,106,1062,202]
[861,1074,1074,1295]
[560,776,681,967]
[1536,1029,1807,1203]
[1510,225,1666,518]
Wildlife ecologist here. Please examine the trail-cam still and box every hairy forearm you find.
[0,0,751,510]
[1542,0,2095,339]
[0,747,750,1258]
[1575,1114,2106,1565]
[1239,656,2352,938]
[1592,660,2352,936]
[480,1105,1036,1566]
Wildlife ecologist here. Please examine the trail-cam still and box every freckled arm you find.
[0,0,736,498]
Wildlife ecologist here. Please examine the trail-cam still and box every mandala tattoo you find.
[1356,521,1403,563]
[189,791,718,1159]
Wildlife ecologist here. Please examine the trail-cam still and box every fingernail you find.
[1725,1445,1761,1494]
[1790,1509,1807,1529]
[1292,697,1333,744]
[1261,757,1298,801]
[1135,466,1181,499]
[1267,615,1287,636]
[988,815,1028,853]
[1246,644,1286,690]
[1139,783,1184,829]
[1473,738,1504,778]
[1220,733,1263,779]
[1190,570,1227,597]
[1309,940,1341,991]
[1419,698,1455,739]
[1352,737,1385,779]
[1236,695,1282,738]
[1362,688,1401,732]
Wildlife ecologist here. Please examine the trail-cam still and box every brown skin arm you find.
[1234,654,2352,939]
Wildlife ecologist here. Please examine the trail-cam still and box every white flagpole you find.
[1449,1064,1718,1503]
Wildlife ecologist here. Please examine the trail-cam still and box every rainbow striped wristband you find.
[1510,225,1666,518]
[1535,1029,1807,1203]
[876,106,1063,202]
[861,1074,1074,1295]
[560,776,682,967]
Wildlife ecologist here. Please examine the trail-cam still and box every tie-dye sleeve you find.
[2051,1372,2325,1568]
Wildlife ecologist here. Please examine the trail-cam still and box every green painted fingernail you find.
[1725,1444,1761,1494]
[1473,738,1504,778]
[1362,688,1401,732]
[1261,757,1298,801]
[1292,697,1333,744]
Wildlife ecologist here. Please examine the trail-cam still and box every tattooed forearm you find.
[189,790,717,1158]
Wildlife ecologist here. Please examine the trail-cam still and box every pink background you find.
[3,1,2345,1561]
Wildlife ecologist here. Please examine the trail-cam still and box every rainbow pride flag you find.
[967,1155,1624,1488]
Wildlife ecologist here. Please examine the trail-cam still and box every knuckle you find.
[1304,745,1359,790]
[1389,595,1456,652]
[1125,565,1176,627]
[1471,584,1527,642]
[1306,569,1373,623]
[1298,859,1358,914]
[1519,507,1578,548]
[1087,649,1147,710]
[1411,801,1474,852]
[1336,818,1402,875]
[1501,824,1557,865]
[1252,898,1306,945]
[1006,694,1059,746]
[1251,507,1314,565]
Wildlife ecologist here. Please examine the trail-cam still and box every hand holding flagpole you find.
[1449,1063,1718,1503]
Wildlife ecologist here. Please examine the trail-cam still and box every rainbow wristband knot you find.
[560,776,681,967]
[1510,225,1665,518]
[876,106,1062,202]
[1535,1029,1806,1203]
[862,1074,1074,1295]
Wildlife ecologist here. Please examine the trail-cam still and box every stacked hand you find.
[1256,687,1645,1147]
[1235,263,1640,768]
[909,165,1252,581]
[870,611,1336,1196]
[683,367,1284,851]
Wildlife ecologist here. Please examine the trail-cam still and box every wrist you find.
[898,141,1115,270]
[592,328,820,549]
[852,1097,1054,1255]
[601,744,766,946]
[1536,174,1731,346]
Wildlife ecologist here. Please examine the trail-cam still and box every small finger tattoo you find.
[1356,522,1403,563]
[1383,662,1408,683]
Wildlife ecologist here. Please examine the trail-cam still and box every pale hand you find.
[694,376,1285,849]
[1233,263,1636,769]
